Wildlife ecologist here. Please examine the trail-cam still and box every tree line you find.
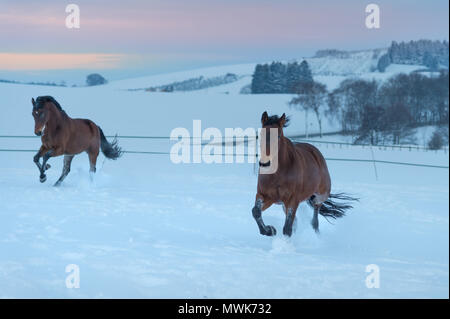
[147,73,239,92]
[251,61,313,94]
[377,39,449,72]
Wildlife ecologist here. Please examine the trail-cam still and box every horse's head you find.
[259,111,289,169]
[31,96,52,136]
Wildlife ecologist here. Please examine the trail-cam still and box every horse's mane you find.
[264,115,290,127]
[35,96,65,114]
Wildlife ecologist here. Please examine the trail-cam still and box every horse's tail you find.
[98,127,122,160]
[308,193,358,219]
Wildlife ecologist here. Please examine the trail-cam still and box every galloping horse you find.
[252,111,357,237]
[31,96,122,186]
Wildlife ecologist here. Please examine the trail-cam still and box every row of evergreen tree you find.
[251,61,313,94]
[147,73,239,92]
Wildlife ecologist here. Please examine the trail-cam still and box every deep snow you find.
[0,65,448,298]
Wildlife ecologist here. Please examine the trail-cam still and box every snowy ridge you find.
[305,49,387,76]
[107,64,256,91]
[103,49,426,94]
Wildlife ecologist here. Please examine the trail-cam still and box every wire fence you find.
[290,138,449,153]
[0,134,448,151]
[0,134,448,169]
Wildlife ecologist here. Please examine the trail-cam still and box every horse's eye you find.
[39,112,45,119]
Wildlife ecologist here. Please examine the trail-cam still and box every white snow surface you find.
[0,65,448,298]
[305,49,385,76]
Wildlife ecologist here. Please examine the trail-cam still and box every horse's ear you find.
[31,98,36,108]
[279,113,286,127]
[261,111,269,125]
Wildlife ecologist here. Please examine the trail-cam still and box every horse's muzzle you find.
[259,160,271,167]
[35,125,45,136]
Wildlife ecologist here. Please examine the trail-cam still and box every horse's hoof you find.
[40,175,47,183]
[264,225,277,236]
[283,227,292,237]
[45,164,51,170]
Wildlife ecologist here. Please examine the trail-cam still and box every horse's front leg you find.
[282,203,299,237]
[33,147,51,177]
[38,149,54,183]
[252,198,276,236]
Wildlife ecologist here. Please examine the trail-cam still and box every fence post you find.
[370,146,379,181]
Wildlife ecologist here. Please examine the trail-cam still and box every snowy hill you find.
[103,50,426,94]
[106,64,256,91]
[306,48,387,75]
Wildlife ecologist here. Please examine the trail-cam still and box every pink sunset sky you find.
[0,0,448,78]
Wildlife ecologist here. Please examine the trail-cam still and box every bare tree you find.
[289,82,328,138]
[382,103,415,144]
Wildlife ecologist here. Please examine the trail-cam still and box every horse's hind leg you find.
[88,149,99,181]
[311,205,320,233]
[54,155,74,187]
[309,194,328,233]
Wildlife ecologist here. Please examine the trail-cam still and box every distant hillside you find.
[377,40,449,72]
[313,49,351,59]
[305,49,387,75]
[98,39,449,92]
[145,73,241,92]
[307,40,449,75]
[0,78,67,87]
[390,40,448,66]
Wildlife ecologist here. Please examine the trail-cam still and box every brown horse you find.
[252,112,357,237]
[31,96,122,186]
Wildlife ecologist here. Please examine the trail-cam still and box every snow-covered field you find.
[0,64,448,298]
